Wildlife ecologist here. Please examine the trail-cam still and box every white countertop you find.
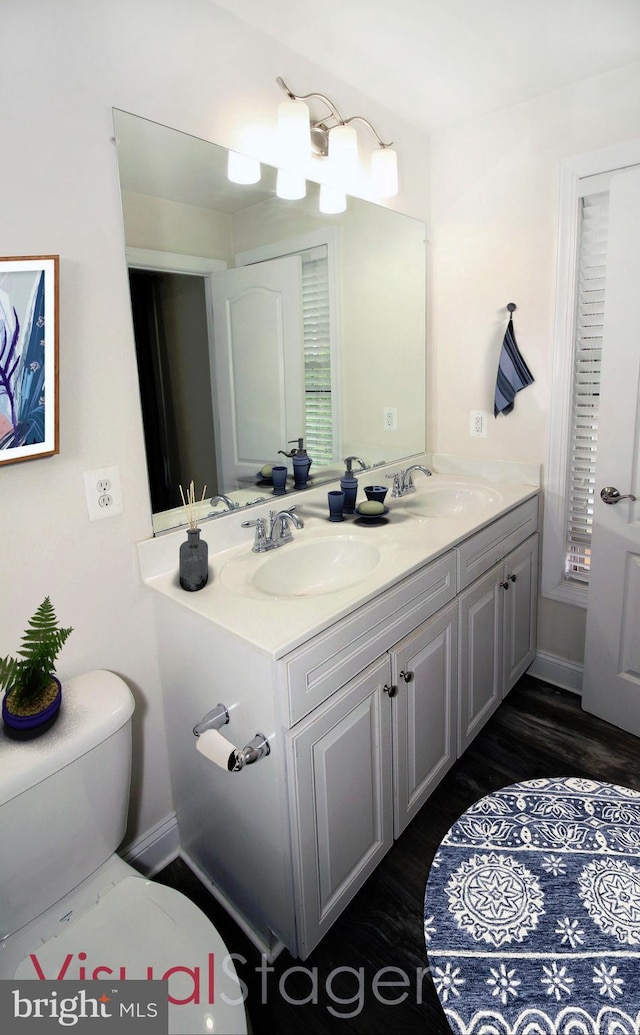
[137,455,540,660]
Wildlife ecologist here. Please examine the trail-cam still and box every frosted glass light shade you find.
[319,183,347,214]
[276,168,306,200]
[227,150,261,184]
[278,98,311,165]
[328,123,359,179]
[371,147,398,198]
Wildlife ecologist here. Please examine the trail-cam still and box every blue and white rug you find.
[424,777,640,1034]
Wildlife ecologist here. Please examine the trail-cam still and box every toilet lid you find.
[14,876,248,1035]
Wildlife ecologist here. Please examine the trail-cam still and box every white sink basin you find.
[222,536,382,598]
[400,481,502,518]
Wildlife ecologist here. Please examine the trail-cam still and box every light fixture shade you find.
[328,123,359,179]
[276,168,306,200]
[277,98,311,166]
[319,183,347,215]
[371,147,398,198]
[227,150,261,185]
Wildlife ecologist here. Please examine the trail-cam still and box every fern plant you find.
[0,597,73,708]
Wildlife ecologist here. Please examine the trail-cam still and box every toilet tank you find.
[0,670,135,939]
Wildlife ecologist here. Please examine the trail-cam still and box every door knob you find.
[399,669,414,683]
[383,683,398,698]
[600,486,637,505]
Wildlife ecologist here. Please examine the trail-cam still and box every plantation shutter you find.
[563,191,609,585]
[301,247,334,463]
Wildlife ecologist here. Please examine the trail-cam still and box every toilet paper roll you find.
[196,729,237,771]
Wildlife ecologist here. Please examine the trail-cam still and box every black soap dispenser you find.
[279,438,312,489]
[340,457,359,514]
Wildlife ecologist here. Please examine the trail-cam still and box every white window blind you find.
[563,191,609,585]
[301,247,334,463]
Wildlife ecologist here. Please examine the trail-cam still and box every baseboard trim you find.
[180,851,286,964]
[528,650,584,695]
[121,813,180,876]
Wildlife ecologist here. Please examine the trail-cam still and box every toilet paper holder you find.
[193,703,230,737]
[193,704,270,771]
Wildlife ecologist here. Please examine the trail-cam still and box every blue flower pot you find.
[2,676,62,740]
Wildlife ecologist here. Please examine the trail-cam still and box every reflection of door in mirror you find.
[129,269,218,512]
[211,255,305,487]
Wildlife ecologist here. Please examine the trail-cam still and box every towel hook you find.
[507,302,517,314]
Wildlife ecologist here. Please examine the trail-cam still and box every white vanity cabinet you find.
[287,656,394,956]
[457,498,539,753]
[282,554,458,956]
[286,595,459,957]
[390,599,458,837]
[146,485,539,962]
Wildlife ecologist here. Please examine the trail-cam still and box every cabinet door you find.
[502,535,538,695]
[458,563,503,754]
[391,600,458,837]
[288,656,393,958]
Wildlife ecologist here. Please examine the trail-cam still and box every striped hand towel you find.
[494,315,534,416]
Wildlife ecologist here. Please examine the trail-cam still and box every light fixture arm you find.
[276,77,393,149]
[343,115,393,150]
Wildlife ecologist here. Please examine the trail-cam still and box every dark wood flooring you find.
[156,675,640,1034]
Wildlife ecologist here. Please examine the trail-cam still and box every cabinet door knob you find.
[510,574,517,583]
[400,669,414,683]
[501,580,510,590]
[383,683,398,698]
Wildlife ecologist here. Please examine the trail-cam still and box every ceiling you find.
[212,0,640,134]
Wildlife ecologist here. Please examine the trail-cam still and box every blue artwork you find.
[424,777,640,1033]
[0,270,46,448]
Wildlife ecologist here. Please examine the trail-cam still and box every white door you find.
[210,257,304,486]
[582,167,640,735]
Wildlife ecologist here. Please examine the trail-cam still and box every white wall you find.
[429,61,640,664]
[1,0,429,848]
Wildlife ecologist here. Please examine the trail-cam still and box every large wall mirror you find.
[113,109,427,532]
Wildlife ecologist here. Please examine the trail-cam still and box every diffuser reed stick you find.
[179,481,207,530]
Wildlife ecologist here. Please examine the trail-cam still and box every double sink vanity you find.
[138,454,540,960]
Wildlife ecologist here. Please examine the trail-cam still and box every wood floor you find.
[156,676,640,1034]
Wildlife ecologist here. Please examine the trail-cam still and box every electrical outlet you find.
[469,410,488,438]
[383,406,398,431]
[84,466,123,520]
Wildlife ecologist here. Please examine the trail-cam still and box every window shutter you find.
[301,248,334,463]
[564,191,609,584]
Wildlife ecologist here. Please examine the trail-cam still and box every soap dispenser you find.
[340,456,360,514]
[279,438,312,489]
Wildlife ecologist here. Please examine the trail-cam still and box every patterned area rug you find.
[424,777,640,1034]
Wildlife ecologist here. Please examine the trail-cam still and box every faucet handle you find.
[386,472,403,497]
[241,516,272,553]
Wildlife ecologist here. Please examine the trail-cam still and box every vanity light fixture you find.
[275,76,398,202]
[227,149,261,184]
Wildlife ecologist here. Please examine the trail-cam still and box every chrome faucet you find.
[344,455,368,471]
[209,494,239,512]
[387,464,433,497]
[269,507,304,547]
[242,506,304,552]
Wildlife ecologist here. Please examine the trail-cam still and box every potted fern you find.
[0,596,73,739]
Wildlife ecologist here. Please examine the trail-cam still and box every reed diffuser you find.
[178,481,209,592]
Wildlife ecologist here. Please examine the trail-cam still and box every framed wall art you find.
[0,255,59,465]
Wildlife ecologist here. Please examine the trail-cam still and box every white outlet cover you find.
[83,466,123,520]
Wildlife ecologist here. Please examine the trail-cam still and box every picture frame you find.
[0,255,59,465]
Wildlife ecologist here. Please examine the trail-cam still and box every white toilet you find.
[0,670,248,1035]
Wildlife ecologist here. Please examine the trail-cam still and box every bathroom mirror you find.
[113,109,427,532]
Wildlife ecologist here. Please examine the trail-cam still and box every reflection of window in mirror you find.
[245,245,335,464]
[301,246,333,464]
